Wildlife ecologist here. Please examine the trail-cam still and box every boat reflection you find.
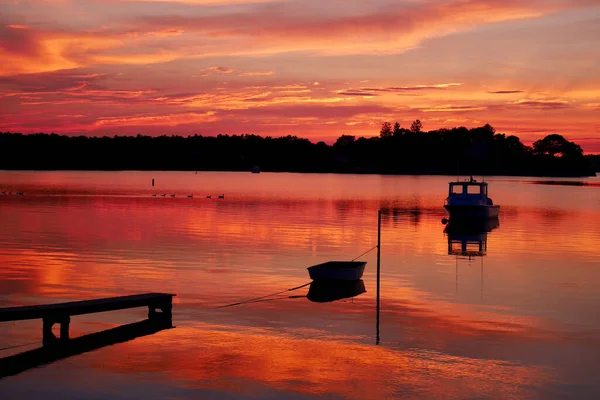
[0,318,173,379]
[307,279,366,303]
[445,218,499,257]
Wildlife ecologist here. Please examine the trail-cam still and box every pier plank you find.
[0,293,175,345]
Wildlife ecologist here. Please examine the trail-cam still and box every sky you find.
[1,0,599,151]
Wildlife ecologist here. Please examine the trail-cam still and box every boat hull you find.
[444,205,500,219]
[445,217,499,234]
[307,261,366,281]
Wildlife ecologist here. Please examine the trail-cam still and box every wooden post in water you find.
[376,209,381,345]
[152,178,155,187]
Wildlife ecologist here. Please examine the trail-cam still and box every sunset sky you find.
[1,0,599,151]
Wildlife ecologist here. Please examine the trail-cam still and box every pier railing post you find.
[60,316,70,342]
[43,317,56,346]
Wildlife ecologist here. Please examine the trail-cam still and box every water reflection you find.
[306,279,366,303]
[2,172,600,399]
[445,218,500,257]
[220,279,367,308]
[0,318,173,379]
[380,207,423,227]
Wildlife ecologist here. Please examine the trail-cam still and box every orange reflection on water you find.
[87,323,554,399]
[1,173,600,398]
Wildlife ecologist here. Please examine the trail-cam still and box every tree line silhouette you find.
[0,122,596,176]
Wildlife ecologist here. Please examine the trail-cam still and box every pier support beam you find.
[148,300,172,321]
[42,316,70,346]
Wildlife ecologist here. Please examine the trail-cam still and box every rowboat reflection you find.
[219,278,367,308]
[307,279,366,303]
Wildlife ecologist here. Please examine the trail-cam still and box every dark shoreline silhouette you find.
[0,125,596,177]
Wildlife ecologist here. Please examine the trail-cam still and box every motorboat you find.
[307,261,366,281]
[444,177,499,220]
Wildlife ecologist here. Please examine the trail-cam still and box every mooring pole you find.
[152,178,155,187]
[376,209,381,345]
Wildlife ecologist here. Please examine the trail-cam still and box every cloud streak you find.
[488,90,524,94]
[338,83,463,97]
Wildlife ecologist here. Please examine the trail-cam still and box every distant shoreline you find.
[1,129,597,178]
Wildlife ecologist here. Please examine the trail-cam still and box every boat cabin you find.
[449,177,488,196]
[446,177,494,206]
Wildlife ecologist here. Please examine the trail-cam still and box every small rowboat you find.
[307,261,366,281]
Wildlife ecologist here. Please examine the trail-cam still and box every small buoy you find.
[206,195,211,199]
[187,194,193,198]
[218,194,224,199]
[441,218,449,224]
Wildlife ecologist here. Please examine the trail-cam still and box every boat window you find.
[467,185,481,194]
[451,185,463,194]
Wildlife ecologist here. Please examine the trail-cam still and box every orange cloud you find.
[3,0,586,77]
[133,0,585,57]
[239,71,275,76]
[94,111,218,127]
[421,105,488,112]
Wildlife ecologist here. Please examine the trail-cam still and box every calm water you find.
[1,171,600,399]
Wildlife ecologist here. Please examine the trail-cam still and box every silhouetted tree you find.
[380,122,393,138]
[410,119,423,133]
[334,135,356,147]
[587,155,600,172]
[482,124,495,134]
[0,127,594,176]
[533,134,583,158]
[392,122,402,136]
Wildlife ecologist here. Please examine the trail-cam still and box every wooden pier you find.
[0,293,175,346]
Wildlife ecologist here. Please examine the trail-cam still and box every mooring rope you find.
[218,244,378,309]
[217,282,311,308]
[351,245,378,261]
[227,294,307,307]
